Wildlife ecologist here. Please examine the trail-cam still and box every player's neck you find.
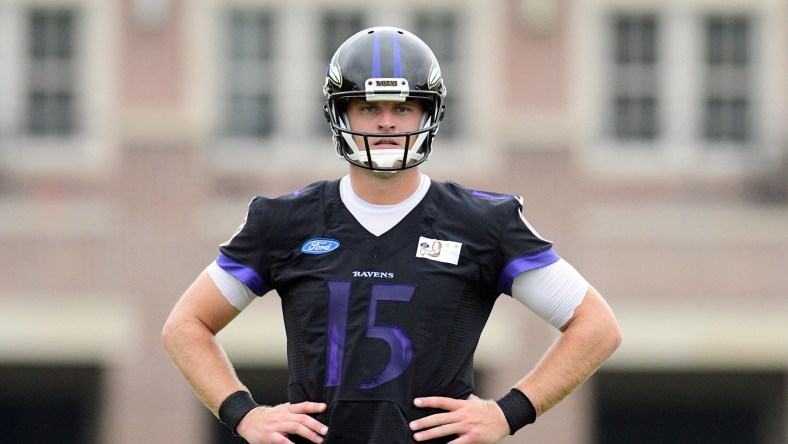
[348,166,422,205]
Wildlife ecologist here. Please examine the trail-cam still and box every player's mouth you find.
[371,138,400,149]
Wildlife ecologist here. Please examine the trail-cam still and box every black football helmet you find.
[323,27,447,171]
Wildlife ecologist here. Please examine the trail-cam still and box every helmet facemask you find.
[326,91,443,172]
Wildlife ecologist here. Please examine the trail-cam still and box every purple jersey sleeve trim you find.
[497,249,561,296]
[216,253,271,296]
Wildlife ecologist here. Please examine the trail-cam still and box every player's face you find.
[345,99,425,153]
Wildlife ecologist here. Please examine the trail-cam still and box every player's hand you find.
[410,395,509,444]
[236,401,328,444]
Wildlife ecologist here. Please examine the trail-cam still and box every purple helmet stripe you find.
[392,31,402,77]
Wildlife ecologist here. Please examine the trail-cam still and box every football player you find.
[163,26,621,444]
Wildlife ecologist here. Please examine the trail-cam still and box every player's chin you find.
[365,163,405,174]
[369,159,404,169]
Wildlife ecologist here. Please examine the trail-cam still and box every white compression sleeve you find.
[206,260,257,311]
[511,259,589,330]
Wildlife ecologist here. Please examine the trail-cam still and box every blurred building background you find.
[0,0,786,443]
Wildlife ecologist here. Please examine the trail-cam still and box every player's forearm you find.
[162,314,247,416]
[515,288,621,416]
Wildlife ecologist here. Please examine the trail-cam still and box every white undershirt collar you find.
[339,173,431,236]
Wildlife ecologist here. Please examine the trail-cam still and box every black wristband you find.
[218,391,259,435]
[495,388,537,435]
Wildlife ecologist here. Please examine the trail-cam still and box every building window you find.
[702,15,752,143]
[414,12,460,139]
[610,14,659,141]
[223,10,274,138]
[321,12,363,64]
[0,1,114,173]
[316,12,364,134]
[26,8,79,137]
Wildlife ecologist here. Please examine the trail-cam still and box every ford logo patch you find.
[301,238,340,255]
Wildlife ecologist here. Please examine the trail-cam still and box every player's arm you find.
[162,268,328,444]
[411,261,621,442]
[514,284,621,416]
[162,268,247,415]
[411,286,620,443]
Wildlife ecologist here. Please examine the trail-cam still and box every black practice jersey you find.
[217,179,559,443]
